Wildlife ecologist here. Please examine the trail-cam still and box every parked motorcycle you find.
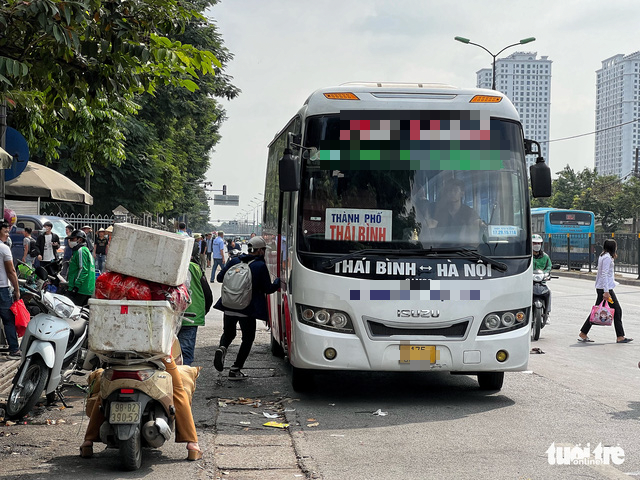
[6,263,91,419]
[97,355,175,470]
[94,312,196,471]
[531,269,552,341]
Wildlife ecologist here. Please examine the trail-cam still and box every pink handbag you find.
[589,300,614,326]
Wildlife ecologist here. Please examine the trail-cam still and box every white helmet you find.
[532,234,543,243]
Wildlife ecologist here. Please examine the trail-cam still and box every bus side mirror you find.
[279,148,300,192]
[530,158,551,197]
[525,138,551,198]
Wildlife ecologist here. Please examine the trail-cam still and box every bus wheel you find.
[477,372,504,391]
[291,366,315,392]
[271,334,285,358]
[531,307,542,341]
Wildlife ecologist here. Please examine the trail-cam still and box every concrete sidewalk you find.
[0,269,311,480]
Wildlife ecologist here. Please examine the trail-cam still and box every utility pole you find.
[635,147,639,233]
[0,99,6,217]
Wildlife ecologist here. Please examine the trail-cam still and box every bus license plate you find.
[399,345,438,364]
[109,402,141,424]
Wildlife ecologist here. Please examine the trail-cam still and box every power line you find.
[543,117,640,144]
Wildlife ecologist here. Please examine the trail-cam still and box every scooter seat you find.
[67,317,88,345]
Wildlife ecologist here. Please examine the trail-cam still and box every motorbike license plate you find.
[399,345,439,364]
[109,402,141,424]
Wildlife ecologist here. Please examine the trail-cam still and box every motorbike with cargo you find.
[6,260,91,419]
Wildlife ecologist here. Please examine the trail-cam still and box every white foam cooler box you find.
[88,299,179,356]
[105,222,194,286]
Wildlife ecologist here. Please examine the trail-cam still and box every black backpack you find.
[27,237,39,258]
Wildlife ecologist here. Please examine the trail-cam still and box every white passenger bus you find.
[263,82,550,391]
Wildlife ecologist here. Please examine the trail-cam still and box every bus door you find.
[275,191,292,348]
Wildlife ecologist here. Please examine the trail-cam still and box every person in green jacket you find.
[177,255,213,365]
[66,229,96,306]
[532,234,552,273]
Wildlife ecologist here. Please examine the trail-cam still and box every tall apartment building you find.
[476,52,552,168]
[595,52,640,178]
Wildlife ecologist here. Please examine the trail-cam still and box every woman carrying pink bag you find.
[578,239,632,343]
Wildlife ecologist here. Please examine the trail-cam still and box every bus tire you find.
[291,366,315,392]
[477,372,504,391]
[271,334,285,358]
[531,307,542,341]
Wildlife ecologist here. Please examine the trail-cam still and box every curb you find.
[553,269,640,288]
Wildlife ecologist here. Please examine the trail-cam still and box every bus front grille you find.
[366,320,469,338]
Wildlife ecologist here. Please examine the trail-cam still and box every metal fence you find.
[545,233,640,276]
[44,212,171,233]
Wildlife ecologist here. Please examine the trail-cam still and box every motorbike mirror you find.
[34,266,49,281]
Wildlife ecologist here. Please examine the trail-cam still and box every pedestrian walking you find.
[81,225,94,253]
[21,227,38,267]
[61,225,74,279]
[205,233,213,268]
[93,228,109,274]
[177,222,189,235]
[213,236,280,379]
[578,238,633,344]
[36,221,60,270]
[0,221,21,359]
[66,229,96,307]
[209,231,225,282]
[177,254,213,365]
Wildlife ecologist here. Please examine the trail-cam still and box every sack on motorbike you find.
[589,300,614,326]
[221,259,255,310]
[11,299,31,337]
[95,272,127,300]
[177,365,201,405]
[85,368,104,416]
[122,276,152,301]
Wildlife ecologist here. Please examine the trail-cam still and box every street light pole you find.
[454,36,536,90]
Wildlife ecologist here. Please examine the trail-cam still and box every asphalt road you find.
[284,275,640,480]
[2,275,640,480]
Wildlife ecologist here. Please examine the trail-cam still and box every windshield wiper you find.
[456,248,507,272]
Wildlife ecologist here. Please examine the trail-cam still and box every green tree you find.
[549,165,582,209]
[1,0,221,172]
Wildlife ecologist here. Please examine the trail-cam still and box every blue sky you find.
[205,0,640,222]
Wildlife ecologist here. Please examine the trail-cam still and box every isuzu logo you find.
[397,309,440,318]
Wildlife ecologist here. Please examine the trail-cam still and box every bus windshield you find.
[299,112,529,257]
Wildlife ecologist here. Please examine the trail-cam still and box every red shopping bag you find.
[589,300,614,326]
[11,299,31,337]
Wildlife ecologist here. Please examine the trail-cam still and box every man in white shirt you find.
[0,221,21,358]
[36,221,60,269]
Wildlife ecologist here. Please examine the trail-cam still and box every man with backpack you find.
[213,236,280,380]
[21,227,38,266]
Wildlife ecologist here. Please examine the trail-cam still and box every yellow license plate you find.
[109,402,141,424]
[399,345,439,364]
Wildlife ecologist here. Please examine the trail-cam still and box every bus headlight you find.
[314,310,330,325]
[297,304,355,334]
[485,314,501,330]
[479,308,529,335]
[501,312,516,328]
[330,313,348,329]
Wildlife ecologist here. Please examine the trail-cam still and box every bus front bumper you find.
[289,322,529,372]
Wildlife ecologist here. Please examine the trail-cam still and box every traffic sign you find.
[214,194,239,206]
[4,127,29,181]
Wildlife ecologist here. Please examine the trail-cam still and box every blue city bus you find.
[531,208,595,267]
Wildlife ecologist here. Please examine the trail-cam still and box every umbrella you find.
[5,162,93,205]
[0,147,12,169]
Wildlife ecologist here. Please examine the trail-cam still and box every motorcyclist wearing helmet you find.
[532,234,552,273]
[66,229,96,306]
